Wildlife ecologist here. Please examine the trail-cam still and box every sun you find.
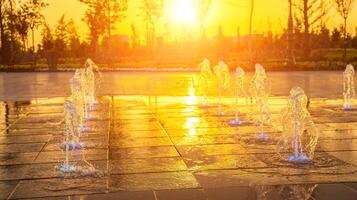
[171,0,197,25]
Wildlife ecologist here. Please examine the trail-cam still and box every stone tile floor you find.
[0,96,357,199]
[0,71,347,101]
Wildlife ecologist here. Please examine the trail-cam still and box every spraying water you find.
[84,58,102,105]
[71,69,91,130]
[278,87,319,164]
[62,100,84,150]
[229,67,245,125]
[58,59,103,174]
[214,61,231,116]
[343,64,355,110]
[199,58,213,107]
[249,64,271,141]
[58,101,78,173]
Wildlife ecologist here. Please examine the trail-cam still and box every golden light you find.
[186,78,198,105]
[171,0,197,25]
[184,82,199,137]
[184,117,200,137]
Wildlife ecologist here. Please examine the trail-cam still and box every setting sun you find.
[171,0,197,25]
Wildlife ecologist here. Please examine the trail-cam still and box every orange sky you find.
[40,0,357,42]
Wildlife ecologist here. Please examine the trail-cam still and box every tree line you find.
[0,0,356,67]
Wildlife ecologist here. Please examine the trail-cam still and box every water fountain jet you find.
[71,69,90,131]
[229,67,246,125]
[62,100,84,150]
[199,58,213,108]
[278,87,319,164]
[343,64,355,110]
[249,64,271,141]
[59,101,80,173]
[58,142,77,173]
[214,61,231,116]
[85,58,101,106]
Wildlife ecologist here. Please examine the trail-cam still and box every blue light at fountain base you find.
[61,141,85,150]
[256,132,269,142]
[89,100,97,105]
[287,154,311,164]
[58,164,77,173]
[80,125,90,132]
[85,114,92,120]
[343,105,355,111]
[228,119,244,126]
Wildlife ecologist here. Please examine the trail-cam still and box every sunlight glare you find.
[171,0,197,25]
[184,117,200,137]
[186,80,198,105]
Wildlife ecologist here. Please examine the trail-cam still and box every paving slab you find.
[109,146,180,159]
[0,180,18,200]
[312,183,357,200]
[34,149,108,163]
[204,186,255,200]
[0,152,38,166]
[176,143,248,157]
[111,137,173,148]
[1,94,357,199]
[10,177,107,199]
[109,171,200,191]
[155,188,207,200]
[109,157,187,174]
[0,142,45,154]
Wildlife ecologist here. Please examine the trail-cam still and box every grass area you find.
[0,61,356,72]
[311,48,357,61]
[1,48,357,72]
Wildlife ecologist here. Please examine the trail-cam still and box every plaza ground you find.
[0,71,345,100]
[0,71,356,199]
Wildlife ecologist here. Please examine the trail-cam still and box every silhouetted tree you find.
[194,0,211,39]
[53,15,81,57]
[8,0,15,65]
[0,0,17,64]
[139,0,164,49]
[79,0,128,56]
[334,0,355,60]
[294,0,331,59]
[26,0,47,55]
[287,0,295,65]
[248,0,254,64]
[353,27,357,48]
[331,27,342,48]
[14,6,29,50]
[313,25,330,49]
[11,0,47,64]
[0,0,6,58]
[41,23,53,51]
[67,19,81,57]
[54,15,69,52]
[131,24,140,48]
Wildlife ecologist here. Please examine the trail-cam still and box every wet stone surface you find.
[0,96,357,199]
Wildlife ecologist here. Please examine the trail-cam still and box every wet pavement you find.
[0,71,351,100]
[0,95,356,200]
